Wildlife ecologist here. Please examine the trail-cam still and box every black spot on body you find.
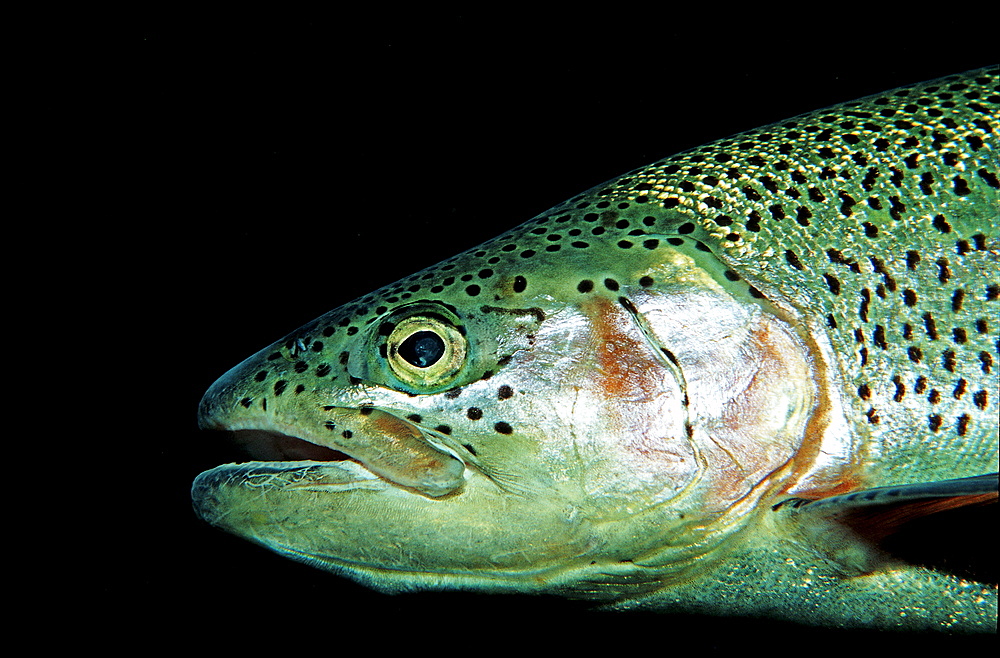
[973,390,988,410]
[933,215,952,233]
[784,250,804,270]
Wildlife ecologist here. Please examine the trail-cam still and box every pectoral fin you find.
[774,473,998,582]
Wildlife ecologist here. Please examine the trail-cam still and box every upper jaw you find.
[198,393,470,497]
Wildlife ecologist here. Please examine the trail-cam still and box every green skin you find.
[194,67,999,631]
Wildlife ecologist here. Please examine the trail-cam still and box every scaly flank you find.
[194,67,999,632]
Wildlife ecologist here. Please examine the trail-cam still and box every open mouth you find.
[202,407,469,499]
[229,428,355,463]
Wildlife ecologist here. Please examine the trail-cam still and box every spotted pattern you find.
[220,68,998,483]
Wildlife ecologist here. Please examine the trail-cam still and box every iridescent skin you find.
[193,67,999,631]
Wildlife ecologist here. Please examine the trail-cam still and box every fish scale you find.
[194,66,999,631]
[338,66,999,487]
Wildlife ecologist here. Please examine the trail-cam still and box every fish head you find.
[194,217,819,597]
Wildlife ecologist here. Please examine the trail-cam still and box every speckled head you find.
[193,66,998,630]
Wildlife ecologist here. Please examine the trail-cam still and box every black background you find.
[90,9,997,650]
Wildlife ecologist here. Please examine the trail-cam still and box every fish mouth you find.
[197,405,469,499]
[228,428,356,463]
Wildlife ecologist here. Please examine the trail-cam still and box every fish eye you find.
[386,316,466,388]
[398,331,446,368]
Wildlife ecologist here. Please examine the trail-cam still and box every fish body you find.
[194,67,999,631]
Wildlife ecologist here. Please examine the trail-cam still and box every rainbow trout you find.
[193,67,999,631]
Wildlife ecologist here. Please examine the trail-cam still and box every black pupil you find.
[398,331,445,368]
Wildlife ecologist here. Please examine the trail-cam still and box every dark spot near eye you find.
[498,385,513,400]
[494,422,513,435]
[639,276,654,287]
[578,279,594,293]
[342,430,353,439]
[604,278,620,291]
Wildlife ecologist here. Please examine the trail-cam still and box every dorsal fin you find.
[774,473,998,582]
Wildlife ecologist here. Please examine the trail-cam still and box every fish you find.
[193,66,999,632]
